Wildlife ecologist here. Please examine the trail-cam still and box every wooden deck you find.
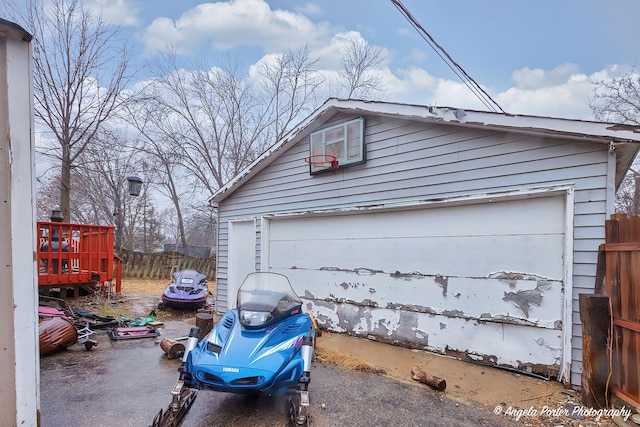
[37,221,120,295]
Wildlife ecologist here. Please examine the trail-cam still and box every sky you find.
[83,0,640,122]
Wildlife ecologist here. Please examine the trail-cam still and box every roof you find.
[210,98,640,205]
[0,18,33,42]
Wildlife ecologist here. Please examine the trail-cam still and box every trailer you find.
[37,221,122,296]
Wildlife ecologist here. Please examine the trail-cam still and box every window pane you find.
[347,122,362,160]
[311,132,323,154]
[324,126,344,142]
[325,141,344,160]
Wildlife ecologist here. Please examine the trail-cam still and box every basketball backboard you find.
[307,117,365,174]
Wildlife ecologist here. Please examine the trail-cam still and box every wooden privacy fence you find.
[118,249,216,280]
[601,213,640,407]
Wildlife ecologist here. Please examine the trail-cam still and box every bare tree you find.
[338,37,386,99]
[591,68,640,213]
[136,53,252,194]
[123,85,199,246]
[590,67,640,125]
[256,45,325,141]
[35,175,61,221]
[184,209,217,250]
[7,0,133,221]
[73,129,149,250]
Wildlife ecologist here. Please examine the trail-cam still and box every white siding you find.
[216,113,610,387]
[0,22,39,426]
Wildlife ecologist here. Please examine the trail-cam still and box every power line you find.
[390,0,506,114]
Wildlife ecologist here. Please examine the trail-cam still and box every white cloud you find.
[89,0,140,26]
[494,64,616,120]
[373,63,621,121]
[294,3,324,16]
[380,66,489,110]
[141,0,332,56]
[314,31,391,71]
[405,48,428,64]
[510,64,581,90]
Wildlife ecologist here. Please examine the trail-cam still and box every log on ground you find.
[411,365,446,391]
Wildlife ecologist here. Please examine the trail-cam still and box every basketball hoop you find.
[303,154,339,169]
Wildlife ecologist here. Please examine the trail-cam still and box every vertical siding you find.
[216,113,609,387]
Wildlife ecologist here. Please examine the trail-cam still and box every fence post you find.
[579,293,610,408]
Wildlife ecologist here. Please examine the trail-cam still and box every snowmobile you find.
[151,272,316,426]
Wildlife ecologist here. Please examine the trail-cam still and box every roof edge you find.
[209,98,640,205]
[0,18,33,42]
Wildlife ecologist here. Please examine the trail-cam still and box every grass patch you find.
[315,344,386,375]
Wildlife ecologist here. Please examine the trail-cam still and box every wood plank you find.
[612,387,640,409]
[593,246,606,294]
[608,249,623,387]
[630,216,640,242]
[613,214,630,243]
[613,318,640,333]
[579,293,610,408]
[601,242,640,252]
[619,251,633,391]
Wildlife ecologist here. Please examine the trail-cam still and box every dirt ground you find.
[68,278,629,426]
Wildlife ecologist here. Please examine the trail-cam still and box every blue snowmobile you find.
[151,272,316,426]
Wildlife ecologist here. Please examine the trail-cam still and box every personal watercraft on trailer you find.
[151,272,315,426]
[160,269,209,310]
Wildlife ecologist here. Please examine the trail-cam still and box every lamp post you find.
[114,175,143,251]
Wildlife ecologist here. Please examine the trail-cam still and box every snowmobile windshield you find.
[237,272,302,328]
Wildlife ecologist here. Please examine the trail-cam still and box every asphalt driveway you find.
[39,320,514,427]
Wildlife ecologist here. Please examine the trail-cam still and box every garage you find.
[263,193,570,378]
[211,99,640,387]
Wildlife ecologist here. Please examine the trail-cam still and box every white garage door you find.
[265,195,568,378]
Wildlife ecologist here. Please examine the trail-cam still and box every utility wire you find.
[391,0,506,114]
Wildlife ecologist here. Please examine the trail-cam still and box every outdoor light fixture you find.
[114,175,143,251]
[49,209,64,223]
[127,176,143,196]
[453,109,467,120]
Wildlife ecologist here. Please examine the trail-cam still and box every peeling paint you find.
[442,309,465,318]
[489,271,555,282]
[310,298,336,310]
[515,361,560,378]
[305,297,562,379]
[502,282,551,317]
[319,295,379,308]
[337,281,368,290]
[445,347,498,366]
[390,271,426,280]
[499,278,518,288]
[320,266,383,275]
[488,315,539,327]
[435,274,448,296]
[397,311,422,345]
[385,302,437,315]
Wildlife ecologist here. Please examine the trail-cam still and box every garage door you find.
[265,195,568,378]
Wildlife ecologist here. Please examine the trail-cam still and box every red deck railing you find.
[37,222,119,292]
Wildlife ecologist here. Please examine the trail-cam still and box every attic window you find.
[308,117,365,174]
